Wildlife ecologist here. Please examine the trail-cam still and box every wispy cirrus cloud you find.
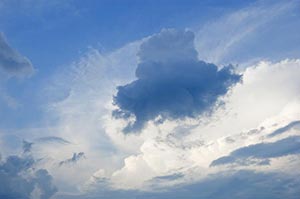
[195,0,300,66]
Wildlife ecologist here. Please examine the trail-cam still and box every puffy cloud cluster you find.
[0,153,57,199]
[113,29,241,133]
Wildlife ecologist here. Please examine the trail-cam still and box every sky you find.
[0,0,300,199]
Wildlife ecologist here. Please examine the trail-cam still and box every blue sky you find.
[1,1,300,199]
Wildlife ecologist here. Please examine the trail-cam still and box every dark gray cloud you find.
[210,136,300,167]
[0,32,34,78]
[113,29,241,133]
[0,153,57,199]
[59,152,85,166]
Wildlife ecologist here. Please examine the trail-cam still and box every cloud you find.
[104,59,300,190]
[35,24,300,195]
[268,120,300,138]
[59,152,85,166]
[141,170,300,199]
[152,173,184,181]
[36,136,71,145]
[0,32,34,78]
[33,169,58,199]
[210,136,300,167]
[56,170,300,199]
[195,1,300,66]
[22,140,33,153]
[0,153,57,199]
[113,29,241,133]
[0,1,299,198]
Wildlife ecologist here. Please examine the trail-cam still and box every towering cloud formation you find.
[0,33,34,78]
[113,29,241,133]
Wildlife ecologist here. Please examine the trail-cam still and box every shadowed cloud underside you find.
[113,29,241,133]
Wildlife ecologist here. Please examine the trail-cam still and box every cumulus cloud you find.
[0,153,57,199]
[0,32,34,78]
[210,136,300,167]
[113,29,241,133]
